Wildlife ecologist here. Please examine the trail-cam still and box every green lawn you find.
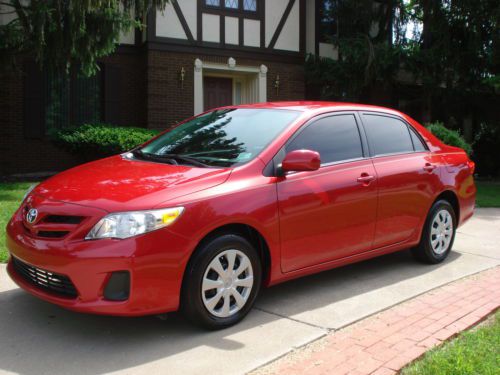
[0,182,35,262]
[402,312,500,375]
[0,180,499,263]
[476,181,500,207]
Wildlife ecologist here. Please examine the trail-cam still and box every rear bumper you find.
[6,213,192,316]
[457,177,476,228]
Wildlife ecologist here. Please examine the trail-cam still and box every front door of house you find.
[204,77,233,111]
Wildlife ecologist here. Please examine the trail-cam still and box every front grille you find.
[37,231,69,238]
[21,206,86,239]
[43,215,84,224]
[12,258,78,299]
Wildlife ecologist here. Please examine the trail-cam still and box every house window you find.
[45,69,102,131]
[205,0,257,12]
[243,0,257,11]
[319,0,338,43]
[225,0,238,9]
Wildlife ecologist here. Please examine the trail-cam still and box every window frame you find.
[271,112,369,175]
[203,0,258,14]
[408,124,429,152]
[359,112,429,158]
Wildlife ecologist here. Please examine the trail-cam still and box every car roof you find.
[227,101,403,115]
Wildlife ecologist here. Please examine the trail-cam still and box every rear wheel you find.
[412,200,456,264]
[181,234,262,329]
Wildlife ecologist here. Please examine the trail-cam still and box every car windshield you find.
[138,108,300,167]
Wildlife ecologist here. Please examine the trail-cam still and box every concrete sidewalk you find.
[0,208,498,375]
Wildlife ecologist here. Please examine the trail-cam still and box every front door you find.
[204,77,233,111]
[277,113,378,273]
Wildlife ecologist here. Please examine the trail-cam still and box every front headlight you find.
[85,207,184,240]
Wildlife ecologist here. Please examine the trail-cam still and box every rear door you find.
[277,113,379,272]
[360,113,442,248]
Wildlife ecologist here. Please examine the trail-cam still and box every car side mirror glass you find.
[281,150,321,173]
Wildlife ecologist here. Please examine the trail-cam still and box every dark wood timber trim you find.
[315,0,320,56]
[299,0,305,53]
[135,27,142,46]
[202,6,261,20]
[268,0,296,50]
[260,0,266,48]
[147,8,156,41]
[238,17,244,46]
[197,0,203,41]
[146,41,303,63]
[172,0,195,43]
[220,14,225,45]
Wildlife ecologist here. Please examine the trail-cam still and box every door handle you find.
[357,173,375,185]
[423,163,436,172]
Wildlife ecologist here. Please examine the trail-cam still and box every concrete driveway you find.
[1,208,499,375]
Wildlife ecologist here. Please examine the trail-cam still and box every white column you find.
[194,58,204,115]
[258,65,268,103]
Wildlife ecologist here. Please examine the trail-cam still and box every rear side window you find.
[409,126,428,152]
[286,114,363,164]
[363,115,414,156]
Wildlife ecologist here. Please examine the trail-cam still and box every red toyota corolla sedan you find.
[6,102,476,329]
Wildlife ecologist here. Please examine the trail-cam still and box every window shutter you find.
[103,64,123,125]
[23,61,45,138]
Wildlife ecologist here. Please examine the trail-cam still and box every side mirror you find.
[281,150,321,173]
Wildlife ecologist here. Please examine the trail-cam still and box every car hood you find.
[34,155,232,212]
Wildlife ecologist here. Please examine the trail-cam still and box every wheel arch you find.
[434,190,460,223]
[181,223,272,290]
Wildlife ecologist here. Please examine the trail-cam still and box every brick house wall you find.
[0,51,148,177]
[1,0,308,176]
[146,50,304,130]
[0,62,80,176]
[0,48,304,176]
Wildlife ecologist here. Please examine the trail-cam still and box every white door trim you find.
[193,58,268,115]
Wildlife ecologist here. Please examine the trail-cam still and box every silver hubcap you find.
[201,249,254,318]
[430,209,453,255]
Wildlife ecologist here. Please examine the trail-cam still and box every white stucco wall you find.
[178,0,197,39]
[243,19,260,47]
[156,3,187,39]
[274,0,300,51]
[319,42,339,60]
[225,16,239,45]
[202,13,220,43]
[265,0,288,47]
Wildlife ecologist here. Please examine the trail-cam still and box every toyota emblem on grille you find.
[26,208,38,224]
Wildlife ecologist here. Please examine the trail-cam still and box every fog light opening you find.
[103,271,130,301]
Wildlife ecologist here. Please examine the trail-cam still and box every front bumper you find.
[6,205,192,316]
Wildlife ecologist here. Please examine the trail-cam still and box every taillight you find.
[467,160,475,174]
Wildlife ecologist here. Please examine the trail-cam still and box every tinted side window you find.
[287,114,363,164]
[409,127,427,151]
[363,115,414,156]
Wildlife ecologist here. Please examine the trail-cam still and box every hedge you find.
[50,124,160,159]
[426,122,472,156]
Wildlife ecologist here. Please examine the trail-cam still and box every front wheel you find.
[181,234,262,329]
[412,200,456,264]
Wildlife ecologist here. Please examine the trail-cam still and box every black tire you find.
[412,200,457,264]
[181,234,262,330]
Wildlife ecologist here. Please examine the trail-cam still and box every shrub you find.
[426,122,472,156]
[50,124,160,159]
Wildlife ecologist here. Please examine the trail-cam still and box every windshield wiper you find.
[132,150,210,168]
